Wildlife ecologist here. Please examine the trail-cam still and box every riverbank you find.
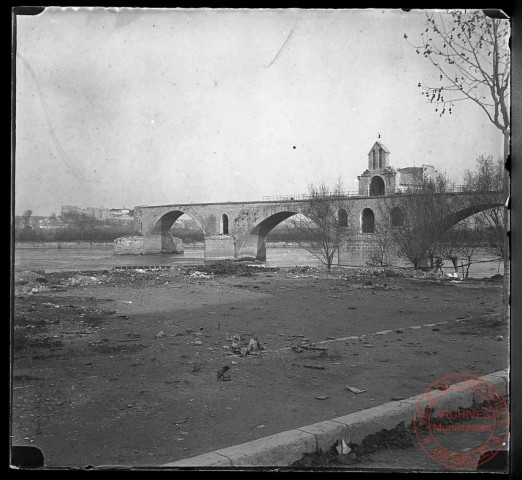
[12,264,507,468]
[15,241,115,249]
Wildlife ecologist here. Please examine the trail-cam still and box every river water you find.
[13,244,503,278]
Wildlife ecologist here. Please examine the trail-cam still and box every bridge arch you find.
[370,176,385,196]
[221,213,229,235]
[338,208,348,227]
[362,208,375,233]
[442,202,503,231]
[235,211,299,261]
[147,209,205,254]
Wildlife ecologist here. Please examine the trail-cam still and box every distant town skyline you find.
[15,8,506,216]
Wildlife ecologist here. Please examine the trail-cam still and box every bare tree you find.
[438,227,462,274]
[454,224,488,279]
[405,10,509,143]
[367,226,392,267]
[463,154,504,257]
[21,209,33,229]
[380,173,456,270]
[405,9,509,315]
[291,180,353,270]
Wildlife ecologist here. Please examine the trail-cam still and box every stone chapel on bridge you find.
[357,140,437,196]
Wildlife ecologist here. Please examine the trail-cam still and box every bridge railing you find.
[262,192,362,201]
[262,185,500,201]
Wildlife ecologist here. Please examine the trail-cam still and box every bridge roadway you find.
[133,191,502,263]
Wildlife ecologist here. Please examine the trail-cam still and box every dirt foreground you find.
[11,264,508,468]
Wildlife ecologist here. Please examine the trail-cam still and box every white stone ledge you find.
[162,370,508,467]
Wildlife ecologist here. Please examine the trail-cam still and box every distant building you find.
[14,215,62,230]
[36,216,66,229]
[60,205,135,222]
[109,208,130,216]
[61,205,110,220]
[109,208,134,222]
[358,140,437,196]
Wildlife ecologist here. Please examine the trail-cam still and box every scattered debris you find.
[346,386,366,394]
[433,383,450,391]
[189,261,279,277]
[154,330,166,338]
[66,275,101,286]
[226,334,265,356]
[217,366,231,381]
[189,271,211,279]
[336,438,351,455]
[291,346,303,353]
[301,345,328,352]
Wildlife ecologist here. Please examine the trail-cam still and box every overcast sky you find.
[15,7,505,216]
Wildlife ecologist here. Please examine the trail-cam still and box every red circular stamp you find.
[413,373,509,470]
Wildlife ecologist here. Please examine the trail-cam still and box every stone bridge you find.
[133,191,502,265]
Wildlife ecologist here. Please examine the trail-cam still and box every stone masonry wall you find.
[114,235,143,255]
[204,235,235,261]
[339,234,405,267]
[339,235,379,266]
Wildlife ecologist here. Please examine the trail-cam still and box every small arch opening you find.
[362,208,375,233]
[221,214,229,235]
[390,207,403,226]
[370,176,385,196]
[338,208,348,227]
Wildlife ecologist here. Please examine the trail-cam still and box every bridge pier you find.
[142,231,163,255]
[235,234,266,261]
[142,232,184,255]
[204,236,235,262]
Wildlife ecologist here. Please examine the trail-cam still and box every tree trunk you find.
[451,257,458,273]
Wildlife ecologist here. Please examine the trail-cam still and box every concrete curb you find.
[162,369,509,467]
